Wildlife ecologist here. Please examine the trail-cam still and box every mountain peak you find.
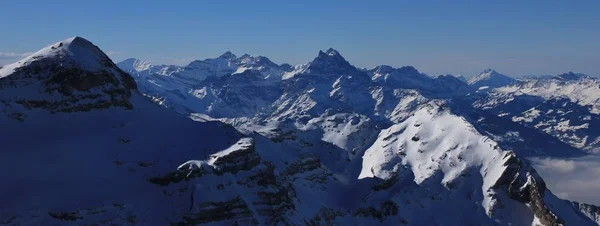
[0,36,116,78]
[0,36,137,112]
[307,48,356,74]
[317,48,344,59]
[397,66,420,74]
[325,48,340,56]
[482,68,497,74]
[117,58,153,72]
[371,65,394,74]
[556,71,585,80]
[219,51,237,59]
[468,69,515,89]
[65,36,91,45]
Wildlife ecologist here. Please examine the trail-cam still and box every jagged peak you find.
[316,48,343,59]
[325,48,340,56]
[308,48,355,74]
[370,65,421,75]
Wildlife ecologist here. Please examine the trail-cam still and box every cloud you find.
[105,51,123,56]
[530,154,600,205]
[0,52,33,59]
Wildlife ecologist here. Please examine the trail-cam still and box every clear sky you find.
[0,0,599,77]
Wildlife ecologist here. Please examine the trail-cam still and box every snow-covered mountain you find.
[171,51,289,83]
[368,66,472,98]
[117,58,183,77]
[2,37,599,225]
[474,73,600,153]
[118,46,599,224]
[519,72,598,81]
[468,69,516,91]
[0,37,247,224]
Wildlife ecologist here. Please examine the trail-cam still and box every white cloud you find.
[530,154,600,205]
[0,52,33,59]
[105,51,123,56]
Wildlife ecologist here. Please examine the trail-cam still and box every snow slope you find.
[494,73,600,114]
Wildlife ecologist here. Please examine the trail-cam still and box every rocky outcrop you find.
[573,202,600,225]
[210,141,261,175]
[492,152,563,225]
[175,196,255,225]
[149,138,299,225]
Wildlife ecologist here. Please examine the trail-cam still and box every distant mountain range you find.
[1,37,599,225]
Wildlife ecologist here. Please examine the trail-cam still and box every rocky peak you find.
[308,48,355,74]
[218,51,237,60]
[324,48,340,56]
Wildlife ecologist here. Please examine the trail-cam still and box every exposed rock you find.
[572,202,600,225]
[176,197,254,225]
[493,152,563,225]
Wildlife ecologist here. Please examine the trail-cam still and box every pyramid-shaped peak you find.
[0,36,118,78]
[65,36,91,45]
[468,68,515,87]
[0,36,136,100]
[219,51,237,59]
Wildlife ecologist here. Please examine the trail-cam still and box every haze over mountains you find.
[2,37,600,225]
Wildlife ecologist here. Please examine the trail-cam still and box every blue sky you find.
[0,0,599,77]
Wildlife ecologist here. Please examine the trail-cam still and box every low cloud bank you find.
[530,154,600,205]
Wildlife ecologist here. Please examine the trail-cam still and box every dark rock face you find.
[493,152,563,225]
[306,207,346,226]
[211,144,261,175]
[352,200,399,222]
[148,139,298,225]
[307,49,357,75]
[176,197,255,225]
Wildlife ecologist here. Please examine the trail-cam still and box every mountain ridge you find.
[2,37,599,225]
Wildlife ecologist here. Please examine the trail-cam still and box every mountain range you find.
[1,37,599,225]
